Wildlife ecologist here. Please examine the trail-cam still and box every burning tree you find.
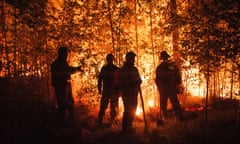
[0,0,239,119]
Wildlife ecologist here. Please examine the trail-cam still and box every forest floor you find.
[0,78,240,144]
[1,97,240,144]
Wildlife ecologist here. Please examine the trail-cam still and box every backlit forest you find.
[1,0,240,144]
[1,0,240,114]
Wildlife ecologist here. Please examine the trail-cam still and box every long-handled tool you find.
[139,86,148,134]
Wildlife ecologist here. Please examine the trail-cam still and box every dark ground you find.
[1,98,240,144]
[0,78,240,144]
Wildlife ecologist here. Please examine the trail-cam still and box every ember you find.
[184,106,211,112]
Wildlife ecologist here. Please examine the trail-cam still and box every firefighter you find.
[119,51,142,134]
[51,47,81,123]
[97,53,120,124]
[155,51,183,122]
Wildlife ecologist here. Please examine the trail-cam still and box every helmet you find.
[126,51,136,61]
[160,51,170,59]
[106,53,114,62]
[58,46,68,56]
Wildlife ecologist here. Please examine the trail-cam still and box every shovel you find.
[139,86,149,134]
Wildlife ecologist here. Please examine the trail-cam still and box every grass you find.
[1,77,240,144]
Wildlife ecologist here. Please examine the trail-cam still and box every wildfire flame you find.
[136,106,142,116]
[69,53,239,119]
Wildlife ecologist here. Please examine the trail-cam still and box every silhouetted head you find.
[58,47,68,59]
[160,51,170,60]
[125,51,136,65]
[106,53,114,64]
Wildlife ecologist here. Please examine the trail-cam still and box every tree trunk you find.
[3,2,10,77]
[13,7,17,76]
[107,0,115,53]
[149,1,155,68]
[170,0,180,61]
[205,58,209,122]
[230,62,234,99]
[0,0,4,66]
[134,0,139,65]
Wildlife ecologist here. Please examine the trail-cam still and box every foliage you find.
[179,0,239,73]
[178,0,240,99]
[0,0,239,102]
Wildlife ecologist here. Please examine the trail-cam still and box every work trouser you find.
[158,87,183,119]
[121,89,138,133]
[98,87,118,123]
[54,82,74,120]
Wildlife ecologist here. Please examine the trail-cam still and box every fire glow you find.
[1,0,239,124]
[70,54,239,119]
